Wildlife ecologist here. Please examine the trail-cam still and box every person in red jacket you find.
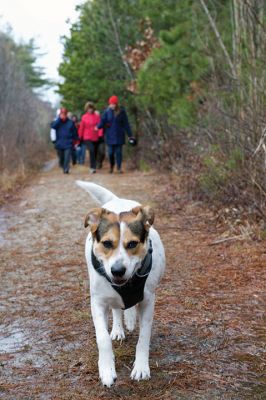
[78,101,103,173]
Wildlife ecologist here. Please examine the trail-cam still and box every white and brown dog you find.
[76,181,165,387]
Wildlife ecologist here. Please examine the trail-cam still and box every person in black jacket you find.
[51,108,78,174]
[97,96,135,173]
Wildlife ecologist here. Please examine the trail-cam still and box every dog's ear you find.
[84,208,103,232]
[132,205,155,229]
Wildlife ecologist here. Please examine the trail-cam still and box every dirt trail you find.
[0,163,265,400]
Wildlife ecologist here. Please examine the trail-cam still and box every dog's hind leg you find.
[91,301,117,387]
[124,306,137,332]
[110,309,125,341]
[131,294,155,381]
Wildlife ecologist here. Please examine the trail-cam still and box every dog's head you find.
[85,205,154,285]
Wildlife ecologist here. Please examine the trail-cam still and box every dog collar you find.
[91,240,153,309]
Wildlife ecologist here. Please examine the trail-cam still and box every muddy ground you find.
[0,161,265,400]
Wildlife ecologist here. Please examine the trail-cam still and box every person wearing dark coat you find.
[51,107,78,174]
[97,96,134,173]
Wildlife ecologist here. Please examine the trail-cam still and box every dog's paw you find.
[124,307,136,332]
[130,361,150,381]
[99,363,117,387]
[110,327,125,341]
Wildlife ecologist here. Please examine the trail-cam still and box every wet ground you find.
[0,162,265,399]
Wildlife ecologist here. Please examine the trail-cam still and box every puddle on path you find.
[41,159,58,172]
[0,325,28,353]
[0,321,52,370]
[0,210,11,246]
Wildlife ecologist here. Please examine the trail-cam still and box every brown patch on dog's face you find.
[94,223,120,257]
[85,208,120,258]
[119,205,155,257]
[120,205,154,238]
[121,226,146,257]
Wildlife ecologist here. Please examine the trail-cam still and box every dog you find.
[76,180,165,387]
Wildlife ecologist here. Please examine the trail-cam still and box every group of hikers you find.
[50,95,136,175]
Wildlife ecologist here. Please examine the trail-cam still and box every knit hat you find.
[108,96,119,105]
[60,107,68,115]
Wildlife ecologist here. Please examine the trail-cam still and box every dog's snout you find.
[111,263,126,278]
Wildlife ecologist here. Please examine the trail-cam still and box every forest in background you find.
[0,29,53,198]
[0,0,265,223]
[59,0,266,222]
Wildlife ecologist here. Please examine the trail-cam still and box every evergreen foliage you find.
[58,0,266,209]
[0,31,52,89]
[137,0,209,127]
[58,0,142,113]
[16,39,52,89]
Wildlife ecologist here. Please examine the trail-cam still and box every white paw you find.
[130,361,150,381]
[99,363,117,387]
[124,308,136,332]
[110,328,125,341]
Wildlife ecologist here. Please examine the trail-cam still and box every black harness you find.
[91,241,153,310]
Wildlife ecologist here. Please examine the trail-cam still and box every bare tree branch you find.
[199,0,237,78]
[106,0,134,80]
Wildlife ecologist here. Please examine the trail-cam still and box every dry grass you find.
[0,164,44,206]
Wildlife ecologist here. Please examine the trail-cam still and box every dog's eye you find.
[102,240,113,249]
[126,241,139,249]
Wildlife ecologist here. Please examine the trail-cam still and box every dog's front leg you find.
[91,301,117,387]
[110,309,125,341]
[131,293,155,381]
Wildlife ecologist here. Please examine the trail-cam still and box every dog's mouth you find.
[110,264,141,286]
[111,277,128,286]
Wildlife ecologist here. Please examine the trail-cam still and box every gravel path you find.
[0,163,265,399]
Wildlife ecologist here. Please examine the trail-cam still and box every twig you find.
[253,125,266,156]
[199,0,237,78]
[106,0,134,80]
[209,235,245,245]
[250,174,266,197]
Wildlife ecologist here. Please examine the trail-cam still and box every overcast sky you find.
[0,0,81,105]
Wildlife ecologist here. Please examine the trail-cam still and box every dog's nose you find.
[111,263,126,278]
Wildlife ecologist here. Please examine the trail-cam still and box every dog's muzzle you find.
[110,261,127,285]
[111,261,126,278]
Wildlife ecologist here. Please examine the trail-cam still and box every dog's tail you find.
[76,180,118,205]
